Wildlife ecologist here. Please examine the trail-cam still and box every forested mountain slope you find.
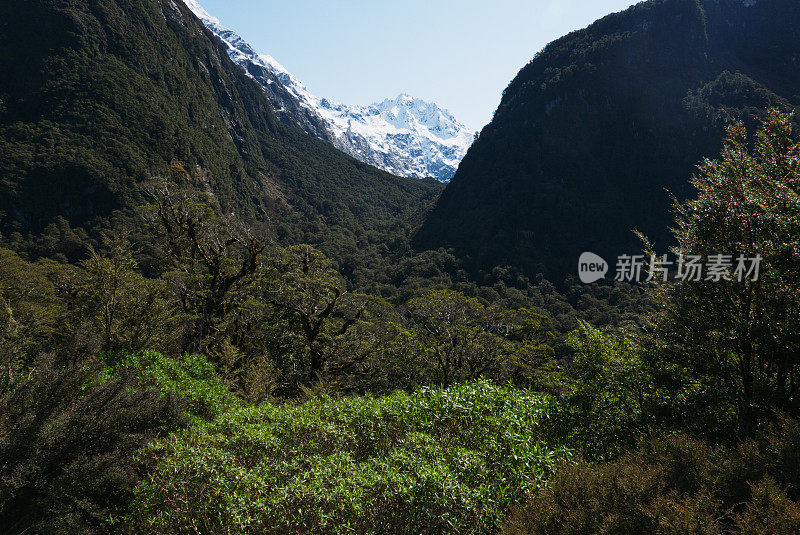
[415,0,800,280]
[0,0,442,256]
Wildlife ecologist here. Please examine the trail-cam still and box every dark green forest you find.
[0,0,443,272]
[416,0,800,281]
[2,0,800,534]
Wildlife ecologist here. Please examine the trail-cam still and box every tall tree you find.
[651,109,800,432]
[140,178,267,353]
[268,245,374,385]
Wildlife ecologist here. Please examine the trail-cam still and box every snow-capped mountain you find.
[182,0,474,182]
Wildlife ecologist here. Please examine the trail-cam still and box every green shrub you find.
[126,380,569,534]
[114,351,239,421]
[0,352,183,535]
[505,416,800,535]
[559,322,664,461]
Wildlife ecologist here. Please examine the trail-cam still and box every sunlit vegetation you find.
[2,0,800,532]
[124,364,567,534]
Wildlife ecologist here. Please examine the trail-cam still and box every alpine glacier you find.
[182,0,474,182]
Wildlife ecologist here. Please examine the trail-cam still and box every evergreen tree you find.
[651,110,800,432]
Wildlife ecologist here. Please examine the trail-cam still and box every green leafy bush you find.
[559,322,664,460]
[505,416,800,535]
[115,351,239,421]
[0,352,184,535]
[126,379,569,534]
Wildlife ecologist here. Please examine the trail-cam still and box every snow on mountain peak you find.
[182,0,474,182]
[182,0,219,25]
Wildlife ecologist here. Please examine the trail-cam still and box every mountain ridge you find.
[183,0,474,182]
[0,0,442,261]
[414,0,800,280]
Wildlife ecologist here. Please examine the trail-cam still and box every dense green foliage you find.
[124,372,568,535]
[558,323,664,461]
[506,418,800,535]
[2,0,800,532]
[115,351,239,422]
[0,351,184,535]
[416,0,800,281]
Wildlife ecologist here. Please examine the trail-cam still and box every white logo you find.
[578,252,762,284]
[579,252,608,284]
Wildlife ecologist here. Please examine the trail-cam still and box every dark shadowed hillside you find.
[0,0,441,258]
[414,0,800,280]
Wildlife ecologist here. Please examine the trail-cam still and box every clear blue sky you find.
[194,0,643,131]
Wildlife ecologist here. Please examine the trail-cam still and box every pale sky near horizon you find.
[194,0,643,131]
